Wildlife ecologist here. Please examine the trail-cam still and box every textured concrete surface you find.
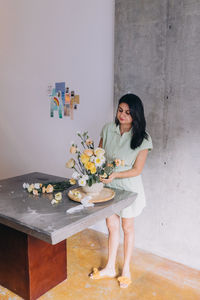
[0,172,136,244]
[0,229,200,300]
[114,0,200,270]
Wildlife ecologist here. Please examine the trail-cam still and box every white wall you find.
[0,0,114,180]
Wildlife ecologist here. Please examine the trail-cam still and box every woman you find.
[89,93,153,288]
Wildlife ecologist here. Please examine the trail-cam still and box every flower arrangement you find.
[66,131,125,187]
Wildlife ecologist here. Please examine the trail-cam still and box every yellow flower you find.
[46,184,54,193]
[66,158,75,168]
[80,153,90,164]
[69,178,76,185]
[85,161,94,170]
[74,191,82,199]
[70,146,77,154]
[28,184,34,193]
[90,166,96,174]
[95,157,101,164]
[84,149,93,157]
[100,172,107,179]
[33,189,39,196]
[42,186,46,193]
[69,189,82,199]
[55,192,62,201]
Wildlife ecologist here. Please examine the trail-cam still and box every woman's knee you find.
[122,218,134,235]
[106,215,120,233]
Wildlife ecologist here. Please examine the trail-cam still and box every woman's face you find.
[117,102,133,125]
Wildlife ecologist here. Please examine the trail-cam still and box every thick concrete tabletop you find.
[0,172,137,244]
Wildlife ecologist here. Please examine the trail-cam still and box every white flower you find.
[74,191,82,199]
[34,183,40,189]
[90,155,95,162]
[51,199,58,205]
[23,183,29,189]
[28,184,34,193]
[72,172,80,180]
[55,192,62,201]
[101,156,106,164]
[94,148,105,157]
[78,178,86,186]
[94,156,105,167]
[82,174,89,180]
[70,190,82,199]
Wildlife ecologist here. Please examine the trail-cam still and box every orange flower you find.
[69,178,76,185]
[107,163,113,167]
[84,149,93,157]
[33,189,39,196]
[46,184,53,193]
[66,158,75,168]
[70,146,77,154]
[86,138,93,146]
[115,159,121,167]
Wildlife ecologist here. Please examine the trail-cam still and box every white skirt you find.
[106,175,146,218]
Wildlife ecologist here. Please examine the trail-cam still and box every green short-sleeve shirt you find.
[100,122,153,218]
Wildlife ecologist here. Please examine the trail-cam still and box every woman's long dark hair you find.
[115,93,148,150]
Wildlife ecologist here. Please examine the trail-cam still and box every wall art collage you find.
[48,82,80,120]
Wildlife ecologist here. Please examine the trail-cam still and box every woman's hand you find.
[100,172,118,184]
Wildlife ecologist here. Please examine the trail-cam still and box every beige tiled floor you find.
[0,229,200,299]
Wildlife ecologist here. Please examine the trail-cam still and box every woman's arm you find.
[98,138,103,148]
[100,149,148,184]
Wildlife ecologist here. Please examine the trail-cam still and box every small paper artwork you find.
[49,82,80,119]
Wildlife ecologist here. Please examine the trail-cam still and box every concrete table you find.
[0,172,136,300]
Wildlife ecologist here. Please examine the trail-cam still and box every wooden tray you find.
[68,187,115,203]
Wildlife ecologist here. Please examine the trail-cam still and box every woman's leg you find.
[121,217,134,279]
[91,214,120,277]
[105,214,120,272]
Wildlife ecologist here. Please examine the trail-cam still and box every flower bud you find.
[69,178,76,185]
[86,138,93,146]
[66,158,75,168]
[70,146,77,154]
